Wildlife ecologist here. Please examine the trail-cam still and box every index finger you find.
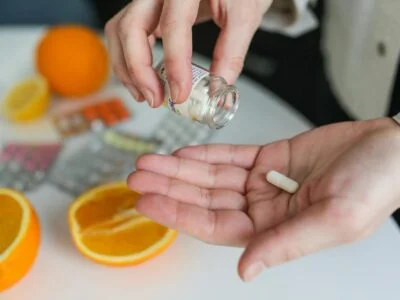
[119,0,164,107]
[159,0,201,103]
[136,194,254,246]
[135,154,249,192]
[173,144,261,168]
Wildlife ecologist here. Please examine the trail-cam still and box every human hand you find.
[105,0,273,107]
[128,117,400,281]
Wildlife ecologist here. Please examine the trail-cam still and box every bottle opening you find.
[209,86,239,129]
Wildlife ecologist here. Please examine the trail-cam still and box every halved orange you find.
[1,76,50,122]
[68,182,177,266]
[0,189,40,292]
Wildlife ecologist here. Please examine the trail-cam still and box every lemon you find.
[1,76,50,122]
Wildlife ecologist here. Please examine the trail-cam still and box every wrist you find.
[376,116,400,131]
[366,117,400,209]
[353,117,400,137]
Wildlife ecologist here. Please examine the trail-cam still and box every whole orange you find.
[35,25,109,98]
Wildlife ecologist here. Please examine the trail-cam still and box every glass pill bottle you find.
[155,61,239,129]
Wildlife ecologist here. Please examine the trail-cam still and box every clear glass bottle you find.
[156,61,239,129]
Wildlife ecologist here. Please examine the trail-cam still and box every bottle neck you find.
[205,78,239,129]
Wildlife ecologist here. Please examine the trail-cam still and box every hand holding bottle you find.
[105,0,273,107]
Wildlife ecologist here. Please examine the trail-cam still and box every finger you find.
[136,154,249,192]
[173,144,261,168]
[238,201,345,282]
[153,25,161,38]
[119,0,164,107]
[153,1,210,37]
[196,0,212,24]
[136,194,254,246]
[152,10,209,39]
[123,81,145,101]
[210,7,261,84]
[105,9,132,89]
[128,170,247,210]
[159,0,201,103]
[105,7,146,102]
[107,33,144,101]
[127,83,145,102]
[148,34,157,47]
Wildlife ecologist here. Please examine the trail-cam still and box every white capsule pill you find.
[266,170,299,194]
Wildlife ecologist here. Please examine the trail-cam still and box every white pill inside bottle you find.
[266,170,299,194]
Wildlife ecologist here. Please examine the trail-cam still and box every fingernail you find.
[127,85,139,100]
[243,261,264,282]
[169,80,180,102]
[143,89,154,107]
[137,93,145,101]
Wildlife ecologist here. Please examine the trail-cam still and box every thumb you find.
[238,200,352,282]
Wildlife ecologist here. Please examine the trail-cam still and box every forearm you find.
[357,117,400,210]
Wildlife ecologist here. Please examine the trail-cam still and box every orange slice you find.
[0,189,40,292]
[1,76,50,122]
[68,182,177,266]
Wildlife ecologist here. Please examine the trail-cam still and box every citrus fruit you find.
[1,76,50,122]
[0,188,40,292]
[68,182,177,266]
[35,24,109,98]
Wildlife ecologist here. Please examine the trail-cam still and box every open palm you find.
[128,118,400,281]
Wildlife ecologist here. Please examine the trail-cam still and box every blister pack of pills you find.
[52,97,132,139]
[0,142,63,192]
[48,112,215,196]
[48,130,159,196]
[151,111,214,154]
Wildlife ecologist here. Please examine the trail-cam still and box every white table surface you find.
[1,26,400,300]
